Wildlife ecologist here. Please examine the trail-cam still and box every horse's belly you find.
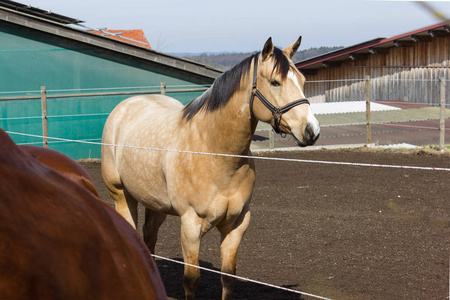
[118,152,176,214]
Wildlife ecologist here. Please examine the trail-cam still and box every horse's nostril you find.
[305,125,314,139]
[305,125,319,145]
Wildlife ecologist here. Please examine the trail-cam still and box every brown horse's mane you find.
[182,47,292,121]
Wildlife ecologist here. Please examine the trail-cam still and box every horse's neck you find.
[189,88,256,156]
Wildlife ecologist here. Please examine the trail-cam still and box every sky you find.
[23,0,450,53]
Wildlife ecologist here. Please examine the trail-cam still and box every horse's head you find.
[251,37,320,147]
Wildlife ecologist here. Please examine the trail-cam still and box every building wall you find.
[0,21,214,159]
[303,36,449,105]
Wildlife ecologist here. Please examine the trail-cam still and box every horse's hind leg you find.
[143,208,167,254]
[106,185,138,229]
[102,152,138,229]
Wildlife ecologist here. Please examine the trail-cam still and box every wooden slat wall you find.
[303,36,449,105]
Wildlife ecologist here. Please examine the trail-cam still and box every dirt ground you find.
[80,148,450,300]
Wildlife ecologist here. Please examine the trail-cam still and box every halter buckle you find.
[274,109,282,118]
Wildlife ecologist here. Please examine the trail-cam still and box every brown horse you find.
[20,145,100,199]
[0,130,166,299]
[101,37,320,299]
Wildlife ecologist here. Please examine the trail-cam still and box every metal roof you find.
[0,0,83,24]
[296,21,450,71]
[0,1,222,80]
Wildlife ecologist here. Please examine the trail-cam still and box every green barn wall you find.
[0,22,212,159]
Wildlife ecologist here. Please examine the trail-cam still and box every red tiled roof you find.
[89,29,151,49]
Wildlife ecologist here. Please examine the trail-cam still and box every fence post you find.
[439,77,446,150]
[40,86,48,148]
[161,82,166,95]
[269,129,274,150]
[365,76,371,147]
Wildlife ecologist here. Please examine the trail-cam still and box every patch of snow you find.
[376,143,418,149]
[310,101,401,115]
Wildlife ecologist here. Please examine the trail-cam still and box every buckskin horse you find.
[0,130,166,299]
[101,37,320,299]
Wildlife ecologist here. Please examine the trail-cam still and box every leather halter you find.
[249,58,310,134]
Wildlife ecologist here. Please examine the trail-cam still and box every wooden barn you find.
[0,0,221,159]
[296,21,450,105]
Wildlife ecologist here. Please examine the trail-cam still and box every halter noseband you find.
[249,58,310,135]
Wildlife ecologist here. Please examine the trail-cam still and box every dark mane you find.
[182,53,257,121]
[182,47,291,121]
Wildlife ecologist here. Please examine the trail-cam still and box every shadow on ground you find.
[156,258,304,300]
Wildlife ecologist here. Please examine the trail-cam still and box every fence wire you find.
[6,131,450,172]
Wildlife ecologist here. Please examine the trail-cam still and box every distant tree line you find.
[180,46,343,71]
[291,46,343,63]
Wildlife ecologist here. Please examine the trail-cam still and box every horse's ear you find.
[262,37,274,61]
[284,36,302,58]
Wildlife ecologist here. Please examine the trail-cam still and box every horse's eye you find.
[271,80,280,87]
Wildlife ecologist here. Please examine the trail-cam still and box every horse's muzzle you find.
[295,125,320,147]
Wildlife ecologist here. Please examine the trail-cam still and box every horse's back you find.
[105,94,183,134]
[20,145,100,198]
[0,130,166,300]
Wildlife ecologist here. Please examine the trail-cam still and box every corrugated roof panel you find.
[0,0,83,24]
[296,21,450,70]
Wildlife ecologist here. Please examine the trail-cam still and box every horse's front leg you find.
[180,212,203,300]
[218,204,251,300]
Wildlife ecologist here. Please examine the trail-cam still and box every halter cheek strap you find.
[249,58,310,135]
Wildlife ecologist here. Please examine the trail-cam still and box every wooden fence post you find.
[161,82,166,95]
[41,86,48,148]
[439,77,446,150]
[269,129,274,150]
[365,76,371,147]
